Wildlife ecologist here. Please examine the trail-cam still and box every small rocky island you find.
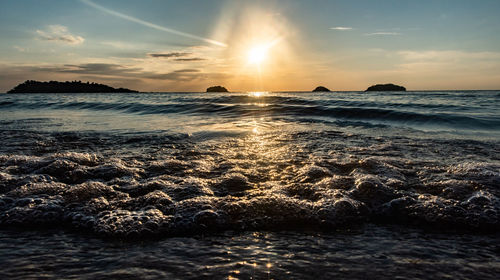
[7,80,138,93]
[206,86,229,92]
[312,86,331,92]
[366,83,406,91]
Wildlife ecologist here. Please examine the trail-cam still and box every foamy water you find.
[0,91,499,278]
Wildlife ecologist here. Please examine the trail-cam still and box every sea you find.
[0,91,499,279]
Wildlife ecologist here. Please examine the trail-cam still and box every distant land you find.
[366,83,406,91]
[312,86,330,92]
[206,86,229,92]
[4,80,412,93]
[7,80,138,93]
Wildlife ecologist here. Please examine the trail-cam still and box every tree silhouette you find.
[7,80,138,93]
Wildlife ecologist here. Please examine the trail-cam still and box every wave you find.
[0,151,498,238]
[1,94,498,130]
[0,128,498,238]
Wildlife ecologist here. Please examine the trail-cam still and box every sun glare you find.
[248,45,269,65]
[250,91,265,97]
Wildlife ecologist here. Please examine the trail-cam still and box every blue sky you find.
[1,0,499,91]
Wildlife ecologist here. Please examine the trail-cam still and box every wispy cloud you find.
[173,58,206,62]
[148,52,207,62]
[13,46,27,52]
[101,41,140,49]
[11,62,217,81]
[36,25,84,45]
[148,52,192,58]
[329,27,353,31]
[364,32,401,36]
[143,69,202,81]
[55,63,141,75]
[170,69,199,73]
[398,50,500,63]
[80,0,226,47]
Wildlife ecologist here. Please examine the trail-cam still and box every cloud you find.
[101,41,138,49]
[148,52,207,62]
[396,50,500,75]
[36,25,85,45]
[6,62,212,81]
[173,58,206,62]
[13,46,27,52]
[55,63,142,75]
[154,71,231,82]
[329,27,353,31]
[144,69,203,81]
[0,62,233,92]
[398,50,500,61]
[171,69,200,73]
[107,52,147,58]
[148,52,192,58]
[80,0,227,47]
[8,63,148,79]
[364,32,401,36]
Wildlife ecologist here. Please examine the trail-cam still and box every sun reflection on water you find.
[249,91,267,97]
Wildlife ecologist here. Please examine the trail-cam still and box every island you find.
[312,86,331,92]
[7,80,138,93]
[206,86,229,92]
[366,83,406,91]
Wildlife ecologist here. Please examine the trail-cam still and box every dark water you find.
[1,226,499,279]
[0,91,499,279]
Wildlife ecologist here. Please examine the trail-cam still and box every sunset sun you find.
[247,44,269,65]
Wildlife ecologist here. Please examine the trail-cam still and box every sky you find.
[1,0,500,92]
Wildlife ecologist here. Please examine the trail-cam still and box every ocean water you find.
[0,91,499,279]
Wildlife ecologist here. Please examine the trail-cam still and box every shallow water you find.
[0,91,499,278]
[1,225,499,279]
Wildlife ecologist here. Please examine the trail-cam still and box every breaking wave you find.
[0,129,498,238]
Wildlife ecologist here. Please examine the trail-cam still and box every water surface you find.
[0,91,499,278]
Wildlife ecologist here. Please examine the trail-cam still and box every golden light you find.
[208,4,299,91]
[246,38,282,66]
[250,91,265,97]
[247,45,269,65]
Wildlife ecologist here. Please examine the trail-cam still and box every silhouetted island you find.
[206,86,228,92]
[312,86,330,92]
[366,83,406,91]
[7,80,138,93]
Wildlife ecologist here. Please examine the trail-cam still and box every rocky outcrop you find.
[366,84,406,91]
[312,86,331,92]
[206,86,228,92]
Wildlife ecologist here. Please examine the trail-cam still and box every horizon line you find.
[3,89,500,93]
[2,79,500,93]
